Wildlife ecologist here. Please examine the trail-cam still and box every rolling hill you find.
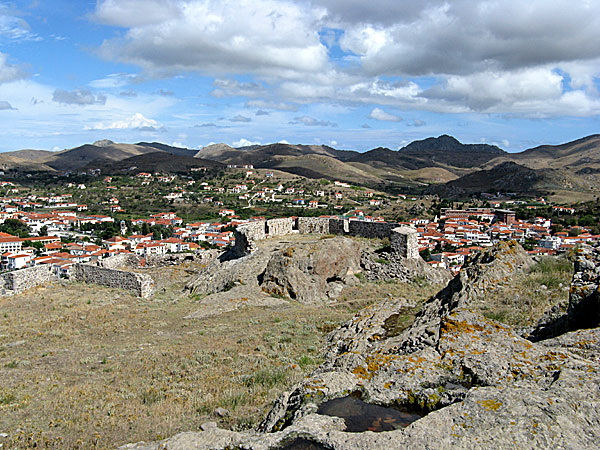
[1,134,599,197]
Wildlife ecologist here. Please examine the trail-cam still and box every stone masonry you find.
[265,218,295,237]
[232,217,420,260]
[297,217,331,234]
[391,226,420,259]
[73,263,154,298]
[0,264,57,294]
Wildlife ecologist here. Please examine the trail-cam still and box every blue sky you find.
[0,0,599,153]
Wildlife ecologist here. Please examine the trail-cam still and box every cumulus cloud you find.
[232,138,261,147]
[408,119,426,127]
[368,107,402,122]
[95,0,328,77]
[255,109,269,116]
[338,1,600,78]
[0,100,15,110]
[211,79,266,98]
[230,115,251,123]
[195,122,218,127]
[245,99,298,111]
[53,89,107,106]
[85,112,163,130]
[0,52,25,84]
[290,115,338,127]
[90,0,600,118]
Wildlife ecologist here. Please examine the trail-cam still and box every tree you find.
[39,225,48,236]
[0,219,30,238]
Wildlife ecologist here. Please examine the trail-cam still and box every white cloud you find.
[211,79,266,98]
[290,115,338,127]
[89,73,141,88]
[0,7,40,41]
[0,52,25,84]
[232,138,261,147]
[95,0,329,78]
[53,89,107,106]
[85,112,163,131]
[368,107,402,122]
[230,114,251,123]
[245,99,298,111]
[0,100,15,110]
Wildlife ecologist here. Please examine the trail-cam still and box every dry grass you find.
[0,261,441,449]
[480,256,573,326]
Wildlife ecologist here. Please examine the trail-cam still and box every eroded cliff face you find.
[123,243,600,450]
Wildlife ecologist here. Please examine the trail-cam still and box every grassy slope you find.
[0,257,441,450]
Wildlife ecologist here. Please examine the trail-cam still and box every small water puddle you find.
[317,395,423,432]
[276,438,330,450]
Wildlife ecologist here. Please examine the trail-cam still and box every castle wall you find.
[348,220,398,240]
[391,226,420,259]
[266,218,295,237]
[297,217,331,234]
[73,264,154,298]
[1,264,57,294]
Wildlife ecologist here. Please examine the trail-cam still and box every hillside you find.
[348,135,506,170]
[96,152,224,174]
[486,134,600,170]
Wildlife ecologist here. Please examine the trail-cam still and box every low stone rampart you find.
[348,220,397,240]
[297,217,331,234]
[73,264,154,298]
[232,216,420,260]
[1,264,57,293]
[266,218,295,237]
[329,218,348,234]
[98,253,140,269]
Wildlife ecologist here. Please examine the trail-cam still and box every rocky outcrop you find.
[187,236,362,305]
[361,250,452,285]
[260,237,361,304]
[529,242,599,340]
[125,241,600,449]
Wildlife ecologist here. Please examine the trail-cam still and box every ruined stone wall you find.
[97,253,140,269]
[266,218,295,237]
[348,220,398,240]
[329,218,348,235]
[232,217,420,259]
[297,217,331,234]
[391,226,420,259]
[231,220,267,257]
[73,264,154,298]
[1,264,57,293]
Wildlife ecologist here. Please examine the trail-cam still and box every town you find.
[1,166,598,278]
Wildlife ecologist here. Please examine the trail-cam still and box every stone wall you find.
[232,221,267,257]
[97,253,140,269]
[329,218,349,234]
[391,226,420,259]
[297,217,331,234]
[232,217,421,259]
[266,218,295,237]
[73,264,154,298]
[1,264,57,293]
[348,220,398,240]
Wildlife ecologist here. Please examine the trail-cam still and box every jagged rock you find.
[187,236,362,304]
[124,242,600,449]
[260,237,361,304]
[529,242,600,340]
[361,251,452,285]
